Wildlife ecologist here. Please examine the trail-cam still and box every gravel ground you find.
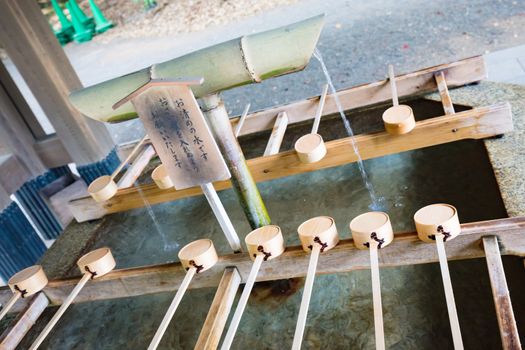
[50,0,298,43]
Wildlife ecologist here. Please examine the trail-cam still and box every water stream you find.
[134,181,178,252]
[313,48,384,210]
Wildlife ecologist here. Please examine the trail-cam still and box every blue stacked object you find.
[77,146,120,184]
[0,202,46,281]
[14,166,70,240]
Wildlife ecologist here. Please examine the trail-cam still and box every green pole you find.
[51,0,74,40]
[66,1,93,43]
[88,0,114,34]
[68,0,95,31]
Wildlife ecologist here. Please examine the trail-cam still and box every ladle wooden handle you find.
[435,235,464,350]
[291,244,321,350]
[201,183,242,253]
[29,273,91,350]
[148,267,197,350]
[311,84,329,135]
[388,64,399,107]
[110,135,148,179]
[370,244,385,350]
[221,253,264,350]
[0,291,21,322]
[234,103,251,137]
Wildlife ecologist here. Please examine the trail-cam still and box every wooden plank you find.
[482,236,522,350]
[194,267,241,350]
[231,56,486,136]
[0,76,46,176]
[0,0,114,165]
[263,112,288,156]
[1,217,523,311]
[0,60,46,140]
[34,134,71,169]
[68,102,513,221]
[117,145,156,189]
[0,293,49,350]
[435,71,455,115]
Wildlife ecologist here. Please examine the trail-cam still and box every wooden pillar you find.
[0,0,114,166]
[482,236,522,350]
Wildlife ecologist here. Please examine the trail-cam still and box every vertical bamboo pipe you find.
[200,94,270,229]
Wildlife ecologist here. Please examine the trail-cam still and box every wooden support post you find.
[263,112,288,156]
[0,293,49,350]
[435,71,455,115]
[0,217,522,310]
[0,0,114,166]
[68,102,513,222]
[195,268,241,350]
[482,236,522,350]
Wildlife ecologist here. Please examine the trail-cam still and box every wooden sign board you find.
[131,84,230,189]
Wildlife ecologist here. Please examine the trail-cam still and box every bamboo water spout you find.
[69,15,325,123]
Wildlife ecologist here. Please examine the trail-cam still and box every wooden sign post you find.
[148,239,218,350]
[29,248,116,350]
[382,65,415,135]
[350,212,394,350]
[221,225,285,350]
[113,78,241,252]
[414,204,464,350]
[292,216,339,349]
[294,84,329,163]
[0,265,48,321]
[87,135,148,202]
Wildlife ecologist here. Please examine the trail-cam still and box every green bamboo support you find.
[201,94,270,229]
[88,0,114,34]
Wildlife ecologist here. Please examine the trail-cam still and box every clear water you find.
[135,182,178,252]
[313,48,384,210]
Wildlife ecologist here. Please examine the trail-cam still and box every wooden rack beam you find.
[0,293,49,350]
[2,217,524,313]
[194,267,241,350]
[232,56,486,136]
[68,102,513,222]
[482,236,522,350]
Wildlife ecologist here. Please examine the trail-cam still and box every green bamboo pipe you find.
[201,94,270,229]
[69,14,325,123]
[69,15,325,229]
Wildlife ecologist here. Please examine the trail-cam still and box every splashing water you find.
[313,48,384,210]
[135,182,178,252]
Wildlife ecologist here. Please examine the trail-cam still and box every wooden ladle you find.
[292,216,339,349]
[88,135,148,202]
[382,65,415,135]
[350,212,394,350]
[294,84,329,163]
[221,225,285,350]
[29,248,116,350]
[414,204,463,350]
[0,265,48,321]
[148,239,218,350]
